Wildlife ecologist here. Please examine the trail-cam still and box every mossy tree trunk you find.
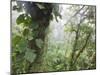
[26,3,53,72]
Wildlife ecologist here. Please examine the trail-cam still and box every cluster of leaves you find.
[12,13,38,74]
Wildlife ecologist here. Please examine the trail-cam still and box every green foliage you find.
[12,35,22,47]
[16,14,25,25]
[12,2,96,74]
[36,39,44,48]
[24,49,36,63]
[80,24,93,33]
[12,13,37,74]
[16,14,32,26]
[64,25,76,32]
[23,28,29,36]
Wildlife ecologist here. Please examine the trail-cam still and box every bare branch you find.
[73,32,91,65]
[69,16,87,69]
[66,6,85,25]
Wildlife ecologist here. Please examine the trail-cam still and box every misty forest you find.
[11,1,96,75]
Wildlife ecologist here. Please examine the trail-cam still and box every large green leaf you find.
[16,14,32,26]
[23,28,29,36]
[17,39,28,53]
[12,35,21,47]
[24,49,36,63]
[16,14,25,25]
[36,39,43,48]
